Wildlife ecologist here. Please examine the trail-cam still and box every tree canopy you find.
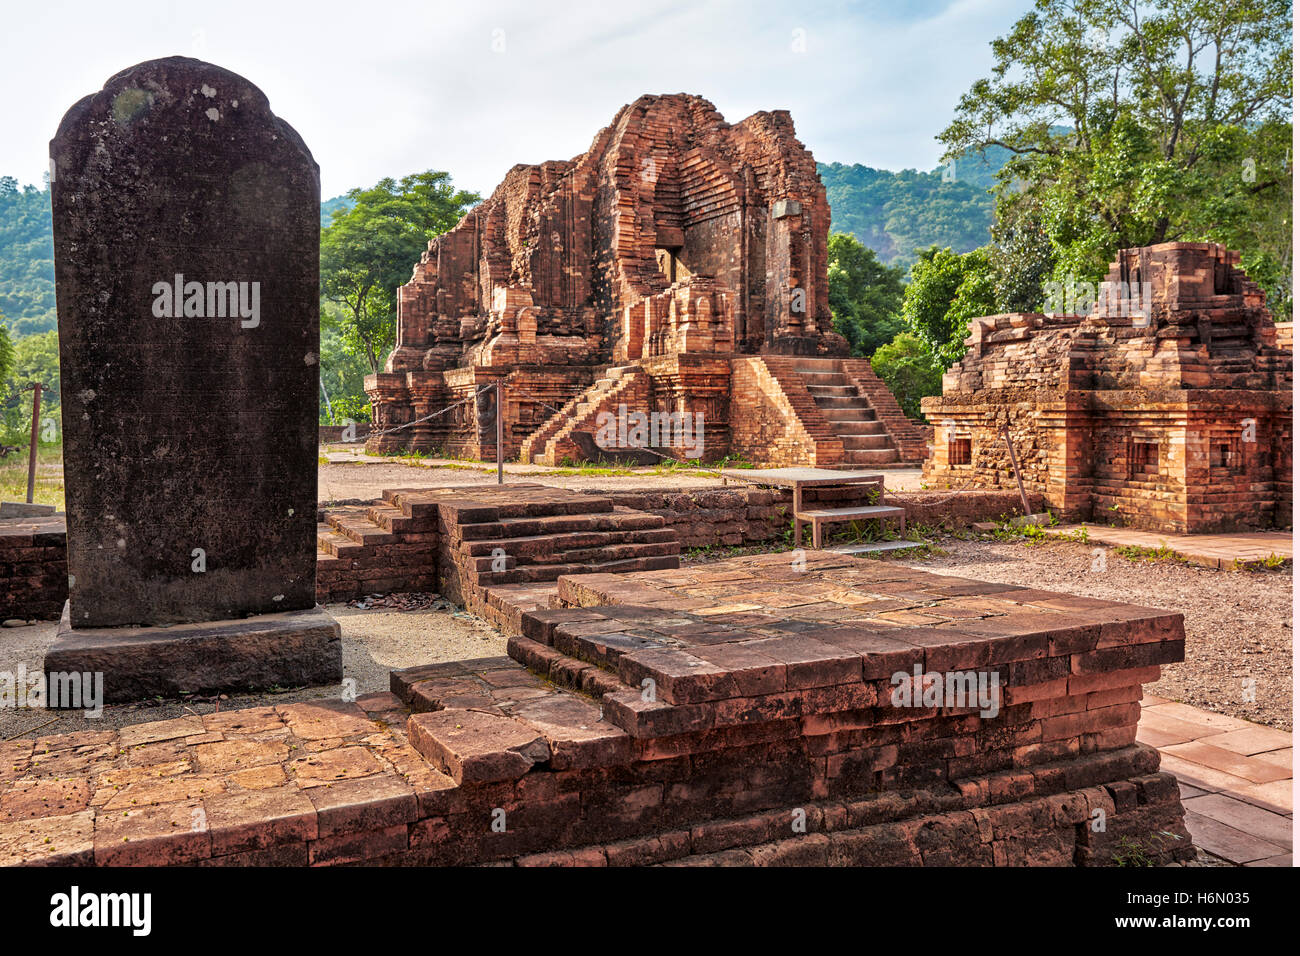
[320,170,479,374]
[900,246,997,366]
[0,177,56,337]
[940,0,1293,318]
[827,233,907,356]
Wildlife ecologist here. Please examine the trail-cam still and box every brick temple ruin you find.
[2,72,1207,868]
[922,243,1293,533]
[365,94,925,467]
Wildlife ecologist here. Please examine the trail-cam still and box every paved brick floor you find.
[1056,526,1292,570]
[1140,696,1292,865]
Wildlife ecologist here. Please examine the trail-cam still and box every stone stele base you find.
[44,604,342,704]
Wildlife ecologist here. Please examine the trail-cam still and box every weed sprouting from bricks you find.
[0,665,104,716]
[890,665,1001,718]
[594,404,706,459]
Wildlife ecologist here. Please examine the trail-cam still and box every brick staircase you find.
[421,486,680,627]
[317,485,680,629]
[315,503,434,604]
[790,358,927,466]
[519,366,649,466]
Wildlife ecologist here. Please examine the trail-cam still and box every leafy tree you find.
[0,315,15,388]
[320,171,479,373]
[4,328,57,406]
[319,301,373,423]
[827,233,906,356]
[900,247,996,365]
[870,332,944,420]
[940,0,1293,318]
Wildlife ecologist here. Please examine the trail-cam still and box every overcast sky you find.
[1,0,1031,198]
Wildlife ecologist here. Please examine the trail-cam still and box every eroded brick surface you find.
[4,552,1197,866]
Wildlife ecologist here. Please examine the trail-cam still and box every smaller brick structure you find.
[0,516,67,622]
[922,243,1292,533]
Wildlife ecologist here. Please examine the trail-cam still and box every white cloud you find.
[0,0,1031,197]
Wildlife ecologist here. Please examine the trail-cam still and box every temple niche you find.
[921,243,1293,533]
[365,94,923,468]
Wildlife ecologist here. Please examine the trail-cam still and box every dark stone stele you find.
[45,57,340,698]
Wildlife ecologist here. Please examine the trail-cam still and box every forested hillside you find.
[818,162,994,266]
[0,177,55,337]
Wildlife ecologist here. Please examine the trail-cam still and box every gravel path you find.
[318,449,924,503]
[902,539,1292,729]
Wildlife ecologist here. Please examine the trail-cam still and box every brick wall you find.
[729,358,843,466]
[0,517,68,621]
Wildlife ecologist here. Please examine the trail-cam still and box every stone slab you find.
[50,56,320,627]
[44,602,341,703]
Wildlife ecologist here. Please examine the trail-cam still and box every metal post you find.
[26,383,42,504]
[1000,424,1033,516]
[496,379,504,485]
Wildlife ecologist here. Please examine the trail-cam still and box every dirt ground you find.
[0,603,506,740]
[318,447,925,503]
[903,538,1293,730]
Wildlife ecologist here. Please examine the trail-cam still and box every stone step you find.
[795,370,848,383]
[805,384,856,397]
[467,540,680,572]
[473,553,680,585]
[461,527,679,557]
[327,512,394,547]
[454,510,665,542]
[822,407,879,422]
[316,525,363,558]
[842,448,901,465]
[838,434,894,451]
[366,505,418,533]
[833,421,888,436]
[813,395,872,410]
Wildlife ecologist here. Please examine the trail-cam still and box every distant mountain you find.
[818,161,995,267]
[0,183,359,338]
[321,194,353,228]
[0,177,56,337]
[2,157,1007,339]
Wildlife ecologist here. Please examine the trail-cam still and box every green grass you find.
[983,512,1089,547]
[0,444,64,509]
[1114,543,1186,564]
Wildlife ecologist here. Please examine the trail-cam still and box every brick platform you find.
[2,551,1194,866]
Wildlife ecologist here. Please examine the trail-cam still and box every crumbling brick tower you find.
[921,243,1292,533]
[366,94,926,467]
